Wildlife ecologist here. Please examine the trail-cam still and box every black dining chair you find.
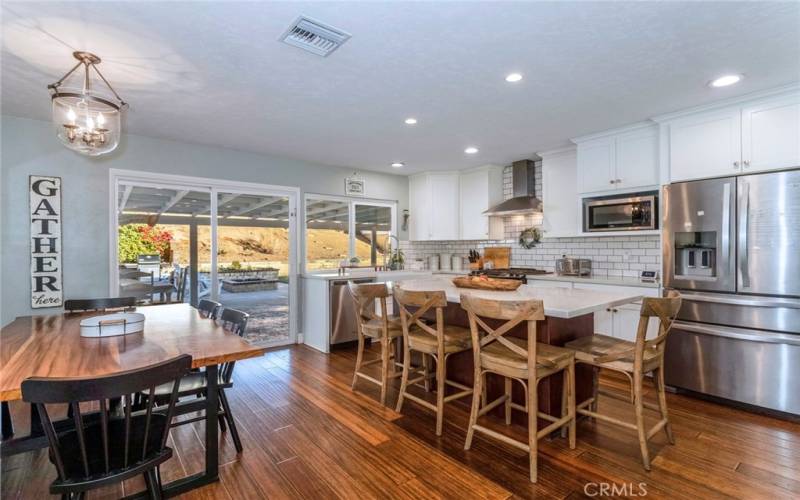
[64,297,136,313]
[21,355,192,499]
[146,307,249,453]
[197,299,222,319]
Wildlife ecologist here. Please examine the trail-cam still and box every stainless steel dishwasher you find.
[330,278,375,345]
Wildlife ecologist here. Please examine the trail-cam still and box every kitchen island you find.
[394,277,643,424]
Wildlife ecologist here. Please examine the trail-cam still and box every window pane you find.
[354,204,392,266]
[217,192,291,345]
[117,184,211,306]
[305,198,350,270]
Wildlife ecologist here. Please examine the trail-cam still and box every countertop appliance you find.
[470,267,551,284]
[663,170,800,415]
[583,192,658,232]
[330,277,375,345]
[555,257,592,277]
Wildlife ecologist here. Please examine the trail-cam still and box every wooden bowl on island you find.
[452,275,522,291]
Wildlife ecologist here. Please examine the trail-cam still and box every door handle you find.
[739,181,750,289]
[721,182,730,266]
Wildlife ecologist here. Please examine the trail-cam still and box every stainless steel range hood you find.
[483,159,542,216]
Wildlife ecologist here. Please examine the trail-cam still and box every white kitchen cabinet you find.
[459,166,504,240]
[577,137,616,193]
[429,173,460,240]
[408,172,459,240]
[664,91,800,182]
[668,108,742,182]
[541,148,579,238]
[572,282,659,340]
[408,174,430,241]
[575,124,659,194]
[615,128,659,189]
[410,167,504,241]
[741,94,800,173]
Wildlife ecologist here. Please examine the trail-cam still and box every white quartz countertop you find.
[301,270,433,281]
[527,274,660,289]
[395,277,642,319]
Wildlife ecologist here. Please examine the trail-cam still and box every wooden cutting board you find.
[483,247,510,269]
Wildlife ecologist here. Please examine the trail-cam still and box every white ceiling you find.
[3,1,799,174]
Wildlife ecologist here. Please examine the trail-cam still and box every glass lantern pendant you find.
[48,51,127,156]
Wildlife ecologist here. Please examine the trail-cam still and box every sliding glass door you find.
[111,171,299,347]
[215,192,292,345]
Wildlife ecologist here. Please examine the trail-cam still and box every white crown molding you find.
[571,120,656,144]
[538,145,577,158]
[651,82,800,123]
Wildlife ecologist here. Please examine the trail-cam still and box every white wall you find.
[0,115,408,325]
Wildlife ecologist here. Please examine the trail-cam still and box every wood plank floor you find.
[2,344,799,499]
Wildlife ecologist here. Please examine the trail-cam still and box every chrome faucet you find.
[383,234,401,270]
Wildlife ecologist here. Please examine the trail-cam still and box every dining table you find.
[0,303,266,497]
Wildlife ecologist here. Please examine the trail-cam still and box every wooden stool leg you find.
[528,377,539,483]
[591,366,600,415]
[435,350,446,436]
[560,369,568,439]
[655,367,675,444]
[567,361,576,449]
[464,372,483,450]
[395,343,412,413]
[380,337,391,406]
[389,339,396,376]
[352,334,365,390]
[633,375,651,470]
[422,353,431,392]
[504,377,512,425]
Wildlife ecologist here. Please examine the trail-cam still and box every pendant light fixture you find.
[48,51,127,156]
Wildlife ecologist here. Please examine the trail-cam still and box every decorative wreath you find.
[518,227,542,249]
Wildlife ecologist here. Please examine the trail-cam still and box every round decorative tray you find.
[79,312,145,338]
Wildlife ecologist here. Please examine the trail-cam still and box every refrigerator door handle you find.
[679,293,800,309]
[721,182,731,266]
[738,180,750,289]
[674,321,800,346]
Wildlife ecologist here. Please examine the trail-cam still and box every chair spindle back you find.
[21,355,191,484]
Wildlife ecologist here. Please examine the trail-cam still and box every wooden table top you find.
[0,303,266,402]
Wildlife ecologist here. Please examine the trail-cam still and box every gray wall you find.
[1,115,408,325]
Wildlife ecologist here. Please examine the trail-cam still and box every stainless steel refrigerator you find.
[662,169,800,415]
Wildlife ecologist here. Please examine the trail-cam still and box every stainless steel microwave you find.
[583,192,658,232]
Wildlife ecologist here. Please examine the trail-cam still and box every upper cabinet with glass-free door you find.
[575,123,659,194]
[408,172,459,240]
[664,90,800,182]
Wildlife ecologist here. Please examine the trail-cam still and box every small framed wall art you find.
[345,175,365,196]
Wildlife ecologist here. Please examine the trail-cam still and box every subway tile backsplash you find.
[401,164,661,278]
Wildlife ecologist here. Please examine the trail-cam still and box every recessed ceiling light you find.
[505,73,523,83]
[464,147,479,154]
[709,74,742,88]
[391,162,405,168]
[404,117,417,125]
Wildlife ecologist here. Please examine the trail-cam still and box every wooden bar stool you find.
[349,282,403,406]
[393,286,473,436]
[461,295,576,483]
[565,291,682,470]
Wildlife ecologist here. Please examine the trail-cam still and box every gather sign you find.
[30,175,63,308]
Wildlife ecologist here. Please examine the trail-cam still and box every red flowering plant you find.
[118,224,173,263]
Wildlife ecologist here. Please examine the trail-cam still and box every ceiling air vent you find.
[279,16,351,57]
